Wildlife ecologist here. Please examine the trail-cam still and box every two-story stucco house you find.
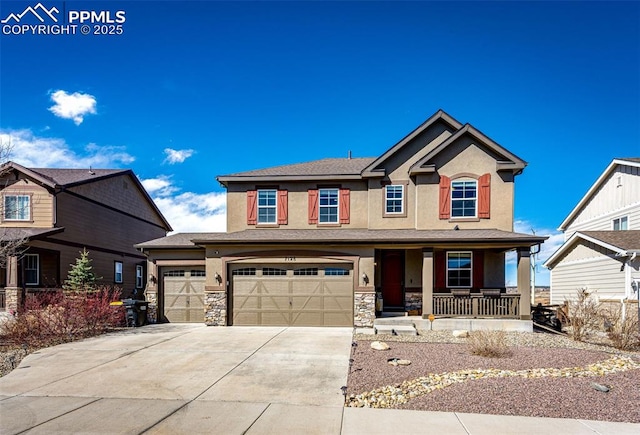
[0,161,172,311]
[545,158,640,304]
[137,110,545,328]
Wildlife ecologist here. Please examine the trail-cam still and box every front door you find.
[381,250,404,310]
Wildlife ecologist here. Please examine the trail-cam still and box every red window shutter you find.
[435,251,446,290]
[277,190,288,225]
[478,173,491,219]
[473,251,484,289]
[308,189,318,224]
[247,190,257,225]
[339,188,350,224]
[439,175,451,219]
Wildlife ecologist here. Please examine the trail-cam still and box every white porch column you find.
[422,249,434,317]
[517,248,532,320]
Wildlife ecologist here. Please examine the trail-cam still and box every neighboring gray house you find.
[545,158,640,304]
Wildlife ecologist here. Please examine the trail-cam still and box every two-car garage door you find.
[231,264,354,326]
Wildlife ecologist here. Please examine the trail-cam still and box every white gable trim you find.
[558,158,640,231]
[544,231,627,269]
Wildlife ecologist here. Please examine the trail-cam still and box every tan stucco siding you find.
[0,180,53,228]
[415,143,514,230]
[68,174,168,228]
[226,181,369,232]
[565,166,640,235]
[550,256,625,304]
[405,249,423,288]
[484,251,506,288]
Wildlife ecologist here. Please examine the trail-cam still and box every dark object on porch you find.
[451,289,471,297]
[122,299,149,327]
[481,289,502,298]
[532,303,563,332]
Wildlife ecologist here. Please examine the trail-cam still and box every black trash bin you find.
[122,299,149,327]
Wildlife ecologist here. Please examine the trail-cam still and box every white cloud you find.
[141,175,178,197]
[0,129,134,168]
[164,148,194,164]
[48,90,97,125]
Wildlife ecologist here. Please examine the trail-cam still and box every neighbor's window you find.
[24,254,39,286]
[257,189,277,224]
[319,188,339,223]
[447,252,472,288]
[451,180,477,218]
[4,195,31,221]
[613,216,628,231]
[114,261,123,284]
[136,265,144,288]
[385,185,404,214]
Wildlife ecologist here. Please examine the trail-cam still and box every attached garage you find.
[162,267,206,322]
[230,263,354,326]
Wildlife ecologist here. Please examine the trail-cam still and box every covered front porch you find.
[373,244,537,321]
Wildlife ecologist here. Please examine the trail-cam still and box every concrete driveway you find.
[0,324,352,434]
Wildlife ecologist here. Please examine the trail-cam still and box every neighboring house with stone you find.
[544,158,640,304]
[0,161,172,311]
[136,110,545,328]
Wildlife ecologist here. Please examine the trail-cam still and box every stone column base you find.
[145,290,158,323]
[354,292,375,327]
[5,287,22,313]
[205,291,227,326]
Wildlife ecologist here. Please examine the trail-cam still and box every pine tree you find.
[64,248,100,292]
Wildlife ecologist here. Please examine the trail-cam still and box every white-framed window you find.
[257,189,277,224]
[385,185,404,214]
[136,265,144,288]
[451,180,477,218]
[4,194,31,221]
[613,216,628,231]
[114,261,123,284]
[319,188,339,223]
[447,252,472,288]
[24,254,39,285]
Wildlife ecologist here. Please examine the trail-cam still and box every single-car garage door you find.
[163,267,205,322]
[231,264,353,326]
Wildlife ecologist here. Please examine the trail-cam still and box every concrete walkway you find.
[0,324,638,434]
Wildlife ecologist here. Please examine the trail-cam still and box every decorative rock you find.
[371,341,390,351]
[397,359,411,366]
[590,382,610,392]
[452,330,469,338]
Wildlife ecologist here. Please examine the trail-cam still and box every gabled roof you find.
[408,124,527,176]
[217,157,374,185]
[558,158,640,231]
[137,228,546,249]
[1,161,173,232]
[361,109,463,177]
[543,230,640,269]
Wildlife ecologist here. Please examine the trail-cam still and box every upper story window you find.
[114,261,123,284]
[4,194,31,221]
[447,252,472,288]
[257,189,277,224]
[319,188,339,223]
[613,216,628,231]
[385,185,404,214]
[451,180,477,218]
[136,265,144,288]
[247,189,288,225]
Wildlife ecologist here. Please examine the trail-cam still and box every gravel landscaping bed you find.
[347,331,640,423]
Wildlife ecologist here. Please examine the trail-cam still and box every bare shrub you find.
[467,330,512,358]
[602,303,640,351]
[566,288,601,341]
[0,287,125,349]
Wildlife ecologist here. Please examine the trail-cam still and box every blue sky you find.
[1,0,639,286]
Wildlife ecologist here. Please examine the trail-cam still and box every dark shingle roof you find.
[137,228,546,249]
[0,227,65,241]
[581,230,640,251]
[28,168,129,186]
[218,158,374,179]
[617,157,640,164]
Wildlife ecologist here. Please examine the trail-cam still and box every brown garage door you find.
[231,264,353,326]
[163,268,205,322]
